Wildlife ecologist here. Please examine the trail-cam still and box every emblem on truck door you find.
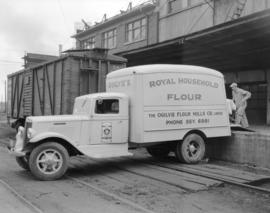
[101,122,112,143]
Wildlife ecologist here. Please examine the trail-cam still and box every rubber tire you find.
[146,145,170,158]
[175,133,205,164]
[29,142,69,181]
[16,156,30,170]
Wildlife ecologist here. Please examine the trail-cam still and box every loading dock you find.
[118,9,270,125]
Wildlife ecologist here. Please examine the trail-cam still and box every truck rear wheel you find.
[175,133,205,164]
[146,145,170,158]
[29,142,69,181]
[16,156,29,170]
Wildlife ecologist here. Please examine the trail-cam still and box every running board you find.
[77,143,133,159]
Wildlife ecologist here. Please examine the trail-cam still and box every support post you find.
[4,80,6,113]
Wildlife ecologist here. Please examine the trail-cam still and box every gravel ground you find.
[0,120,270,213]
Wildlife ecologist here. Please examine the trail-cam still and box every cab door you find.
[89,97,128,144]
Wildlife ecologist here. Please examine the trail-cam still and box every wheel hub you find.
[186,141,200,158]
[188,144,197,153]
[36,149,63,174]
[43,154,58,166]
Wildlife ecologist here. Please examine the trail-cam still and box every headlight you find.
[18,126,24,133]
[27,128,36,139]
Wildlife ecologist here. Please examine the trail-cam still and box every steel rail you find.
[73,155,270,195]
[140,160,270,195]
[0,178,43,213]
[72,157,196,192]
[66,175,155,213]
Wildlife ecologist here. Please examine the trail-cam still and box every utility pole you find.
[4,80,7,113]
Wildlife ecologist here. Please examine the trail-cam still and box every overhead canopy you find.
[119,9,270,72]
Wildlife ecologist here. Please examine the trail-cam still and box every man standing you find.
[230,83,251,128]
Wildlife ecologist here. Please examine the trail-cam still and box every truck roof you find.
[107,64,223,78]
[76,92,127,100]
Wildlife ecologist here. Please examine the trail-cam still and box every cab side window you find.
[95,99,119,114]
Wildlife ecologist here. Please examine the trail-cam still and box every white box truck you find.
[9,65,231,180]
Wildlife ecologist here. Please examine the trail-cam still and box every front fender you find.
[29,132,76,146]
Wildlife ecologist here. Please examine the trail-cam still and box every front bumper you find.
[7,127,27,157]
[7,143,26,157]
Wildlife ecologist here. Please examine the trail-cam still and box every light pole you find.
[4,80,7,113]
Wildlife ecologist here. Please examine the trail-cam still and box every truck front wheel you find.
[175,133,205,164]
[29,142,69,181]
[146,145,170,158]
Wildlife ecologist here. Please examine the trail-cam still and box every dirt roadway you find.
[0,122,270,213]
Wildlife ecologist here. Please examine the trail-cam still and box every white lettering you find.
[108,80,131,89]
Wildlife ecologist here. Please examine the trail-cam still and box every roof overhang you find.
[120,9,270,72]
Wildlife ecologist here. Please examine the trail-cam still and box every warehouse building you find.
[73,0,270,125]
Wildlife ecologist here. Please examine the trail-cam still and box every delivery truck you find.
[9,64,231,180]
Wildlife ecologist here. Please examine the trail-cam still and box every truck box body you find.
[106,65,231,143]
[7,49,126,120]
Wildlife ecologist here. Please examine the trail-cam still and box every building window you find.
[102,29,117,49]
[80,36,95,49]
[168,0,176,13]
[126,18,147,43]
[168,0,203,13]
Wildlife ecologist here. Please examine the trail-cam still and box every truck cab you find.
[10,92,132,180]
[73,93,131,158]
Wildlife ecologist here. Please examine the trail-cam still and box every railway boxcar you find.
[7,49,127,128]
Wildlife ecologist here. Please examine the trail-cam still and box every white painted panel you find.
[142,72,225,106]
[144,108,228,131]
[159,4,213,42]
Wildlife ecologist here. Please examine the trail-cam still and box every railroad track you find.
[150,162,270,195]
[0,171,155,213]
[121,156,270,195]
[67,156,216,213]
[0,178,43,213]
[70,155,270,196]
[65,155,270,213]
[1,151,270,213]
[0,167,156,213]
[66,176,155,213]
[70,156,221,191]
[67,158,187,213]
